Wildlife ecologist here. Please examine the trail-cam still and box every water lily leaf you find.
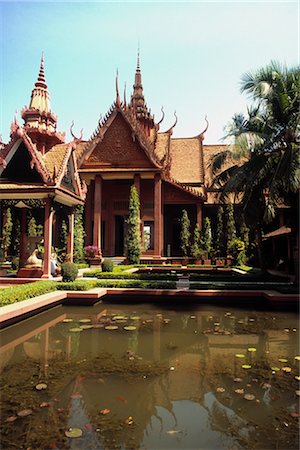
[216,387,225,393]
[124,326,137,331]
[295,376,300,381]
[125,416,134,425]
[282,367,292,373]
[62,318,73,323]
[294,356,300,361]
[80,325,93,330]
[40,402,50,408]
[278,358,288,363]
[296,390,300,396]
[65,428,83,438]
[271,367,280,372]
[130,316,140,320]
[244,394,255,401]
[5,415,17,422]
[35,382,47,390]
[112,315,127,320]
[166,430,182,435]
[290,412,300,418]
[79,319,91,323]
[17,409,33,417]
[190,315,196,319]
[262,383,271,389]
[69,328,83,332]
[242,364,252,369]
[234,377,243,382]
[100,409,110,415]
[249,318,255,322]
[235,388,244,395]
[247,348,257,352]
[235,354,245,358]
[105,325,118,330]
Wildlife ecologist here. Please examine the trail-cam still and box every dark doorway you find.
[164,204,197,256]
[115,215,124,255]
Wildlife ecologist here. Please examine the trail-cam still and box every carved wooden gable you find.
[83,112,155,169]
[61,156,76,193]
[0,141,43,183]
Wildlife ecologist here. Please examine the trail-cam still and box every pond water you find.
[0,301,299,449]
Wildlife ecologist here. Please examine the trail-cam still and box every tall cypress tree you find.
[2,208,12,259]
[202,217,212,258]
[215,206,224,256]
[239,215,250,252]
[27,216,37,237]
[73,206,85,262]
[126,185,141,264]
[180,209,191,257]
[226,203,236,252]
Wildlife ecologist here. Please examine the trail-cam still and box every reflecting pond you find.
[0,301,299,449]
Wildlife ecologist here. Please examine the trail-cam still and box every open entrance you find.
[115,215,125,256]
[164,204,197,256]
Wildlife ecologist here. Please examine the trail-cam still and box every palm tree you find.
[211,61,299,270]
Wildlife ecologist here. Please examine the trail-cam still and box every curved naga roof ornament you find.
[156,106,165,126]
[166,111,178,134]
[70,121,83,142]
[198,115,209,141]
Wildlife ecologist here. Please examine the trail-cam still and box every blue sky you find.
[0,1,298,144]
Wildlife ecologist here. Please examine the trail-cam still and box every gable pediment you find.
[0,140,44,183]
[81,112,157,169]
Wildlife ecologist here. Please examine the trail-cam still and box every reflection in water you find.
[0,303,299,449]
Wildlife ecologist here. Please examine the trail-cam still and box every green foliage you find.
[180,210,191,257]
[61,262,78,282]
[191,223,204,259]
[57,280,98,291]
[202,217,212,258]
[94,279,177,289]
[126,186,141,264]
[239,216,250,252]
[225,203,236,253]
[215,206,225,256]
[0,281,57,307]
[10,211,20,257]
[27,216,37,237]
[75,263,89,269]
[102,259,114,272]
[228,238,246,264]
[2,208,13,259]
[73,206,85,263]
[83,271,178,280]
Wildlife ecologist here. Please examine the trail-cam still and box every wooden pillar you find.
[67,207,75,262]
[42,198,54,278]
[197,202,202,228]
[154,174,162,256]
[19,208,27,268]
[85,184,92,245]
[134,174,143,250]
[93,175,102,252]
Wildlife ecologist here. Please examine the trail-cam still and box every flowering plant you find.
[84,245,101,258]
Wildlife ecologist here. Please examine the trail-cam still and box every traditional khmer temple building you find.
[0,54,295,276]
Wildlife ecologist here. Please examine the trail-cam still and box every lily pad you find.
[35,382,47,390]
[235,354,245,358]
[271,367,280,372]
[5,415,17,422]
[278,358,288,363]
[62,318,73,323]
[294,356,300,361]
[235,388,244,395]
[40,402,50,408]
[112,315,127,320]
[124,326,137,331]
[80,325,93,330]
[295,376,300,381]
[296,390,300,396]
[290,412,300,418]
[104,325,118,330]
[234,377,243,382]
[79,319,91,323]
[69,328,83,332]
[247,347,257,352]
[242,364,252,369]
[282,367,292,373]
[65,428,83,438]
[17,409,33,417]
[130,316,140,320]
[216,387,225,393]
[244,394,255,401]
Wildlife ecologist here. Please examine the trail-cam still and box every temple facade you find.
[0,54,295,274]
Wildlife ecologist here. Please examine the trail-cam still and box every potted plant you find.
[191,223,204,264]
[84,245,102,266]
[202,217,212,265]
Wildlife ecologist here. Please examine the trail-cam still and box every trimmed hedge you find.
[75,263,89,269]
[94,280,177,289]
[83,271,178,281]
[0,281,57,307]
[57,280,98,291]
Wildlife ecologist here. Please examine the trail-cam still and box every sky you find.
[0,1,298,144]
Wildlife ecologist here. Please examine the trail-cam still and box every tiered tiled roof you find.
[169,137,203,183]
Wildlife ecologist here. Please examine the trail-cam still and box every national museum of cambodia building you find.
[0,55,293,276]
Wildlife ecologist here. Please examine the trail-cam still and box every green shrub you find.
[57,280,98,291]
[61,262,78,282]
[95,279,177,289]
[75,263,89,269]
[228,238,246,264]
[102,259,114,272]
[126,186,141,264]
[0,281,57,307]
[83,271,178,281]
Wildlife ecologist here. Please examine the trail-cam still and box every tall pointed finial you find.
[36,51,47,88]
[116,68,121,107]
[137,44,140,72]
[123,82,127,107]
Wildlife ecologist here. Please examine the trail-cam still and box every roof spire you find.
[116,68,121,107]
[137,44,140,72]
[35,51,47,89]
[123,82,127,107]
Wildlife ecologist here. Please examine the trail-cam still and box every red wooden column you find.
[67,207,75,262]
[196,202,203,228]
[19,208,27,268]
[42,198,54,278]
[84,183,92,245]
[93,175,102,252]
[134,174,143,248]
[154,174,163,256]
